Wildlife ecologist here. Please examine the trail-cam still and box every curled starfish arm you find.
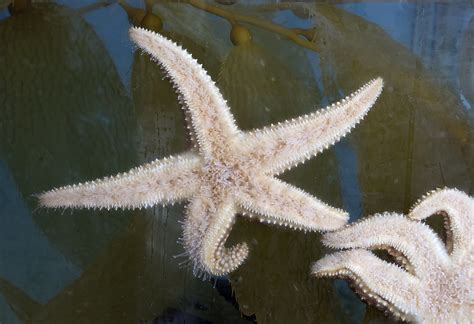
[409,188,474,258]
[129,27,239,157]
[241,78,383,174]
[183,192,249,276]
[236,176,349,231]
[322,213,450,276]
[312,190,474,322]
[38,153,202,210]
[312,249,419,320]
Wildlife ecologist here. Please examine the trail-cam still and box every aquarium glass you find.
[0,0,472,323]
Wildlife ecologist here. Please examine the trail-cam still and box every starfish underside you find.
[312,188,474,323]
[39,27,384,276]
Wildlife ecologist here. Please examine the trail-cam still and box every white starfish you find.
[312,188,474,323]
[38,27,383,276]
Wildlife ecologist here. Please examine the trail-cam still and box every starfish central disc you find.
[203,160,241,190]
[38,27,384,276]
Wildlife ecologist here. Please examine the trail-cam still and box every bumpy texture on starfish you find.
[38,27,383,276]
[312,188,474,323]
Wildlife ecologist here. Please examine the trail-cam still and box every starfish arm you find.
[236,176,349,231]
[312,249,420,321]
[183,191,248,276]
[240,78,383,175]
[409,188,474,259]
[321,213,450,276]
[37,153,202,210]
[129,27,239,157]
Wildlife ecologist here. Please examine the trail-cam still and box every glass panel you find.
[0,1,472,323]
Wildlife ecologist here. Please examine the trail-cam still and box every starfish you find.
[38,27,383,276]
[312,188,474,323]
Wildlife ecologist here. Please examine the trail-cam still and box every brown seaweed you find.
[306,4,473,212]
[460,17,473,109]
[0,209,248,322]
[0,3,137,267]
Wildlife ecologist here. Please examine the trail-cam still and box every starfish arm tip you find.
[319,210,350,232]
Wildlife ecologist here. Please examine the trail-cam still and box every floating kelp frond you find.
[218,29,321,130]
[0,212,249,323]
[0,0,49,13]
[0,3,137,266]
[305,4,474,212]
[460,17,473,109]
[155,2,232,60]
[0,277,42,323]
[0,0,10,8]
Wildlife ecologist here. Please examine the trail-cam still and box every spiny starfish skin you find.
[38,27,384,276]
[312,188,474,323]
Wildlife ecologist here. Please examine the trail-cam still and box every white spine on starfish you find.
[38,153,202,210]
[236,176,349,231]
[312,189,474,323]
[241,77,384,175]
[129,27,239,158]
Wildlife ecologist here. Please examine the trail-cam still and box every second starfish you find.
[39,27,384,276]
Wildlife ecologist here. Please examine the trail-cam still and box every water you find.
[0,1,472,323]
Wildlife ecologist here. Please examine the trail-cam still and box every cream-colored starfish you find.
[312,188,474,323]
[38,27,383,276]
